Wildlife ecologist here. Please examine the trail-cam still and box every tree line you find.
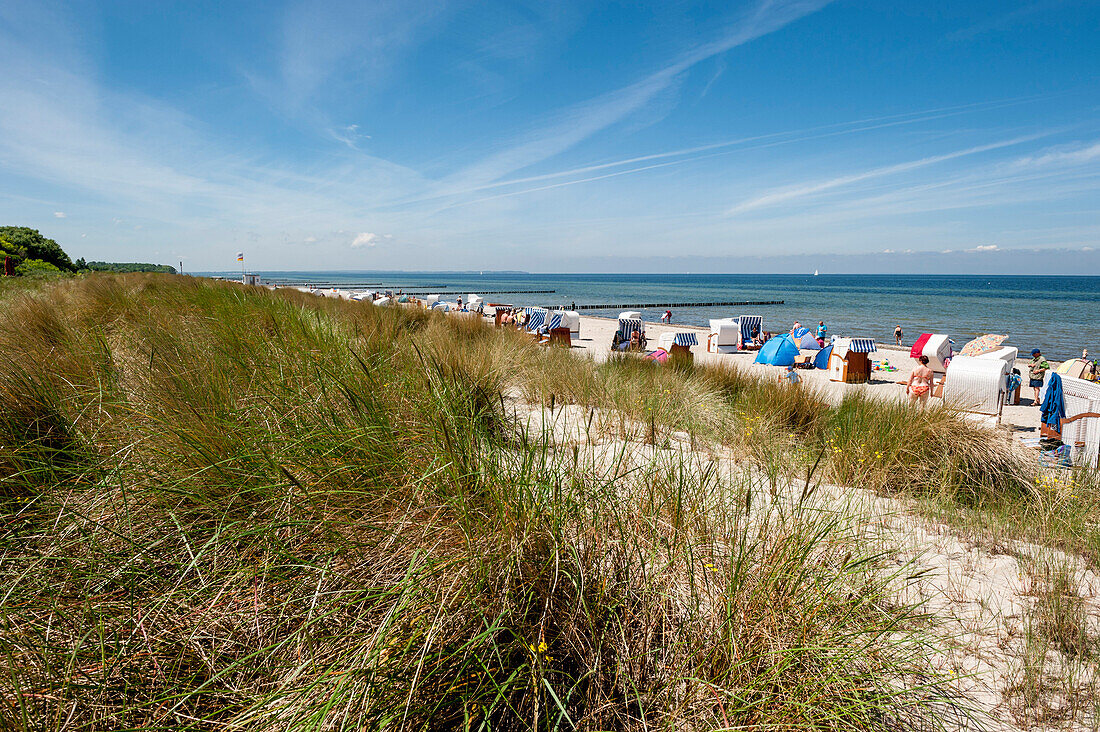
[0,226,176,276]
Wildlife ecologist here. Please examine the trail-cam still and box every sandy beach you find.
[563,313,1042,433]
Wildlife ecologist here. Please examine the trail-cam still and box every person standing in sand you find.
[894,325,903,345]
[816,320,827,347]
[907,355,933,405]
[1028,349,1048,405]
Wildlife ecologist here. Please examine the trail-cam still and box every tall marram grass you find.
[0,273,1030,729]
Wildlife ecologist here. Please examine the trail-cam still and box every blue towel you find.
[1040,373,1066,431]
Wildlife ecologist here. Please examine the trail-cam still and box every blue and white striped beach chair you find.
[614,318,644,350]
[849,338,877,353]
[672,332,698,347]
[524,307,548,332]
[738,315,763,347]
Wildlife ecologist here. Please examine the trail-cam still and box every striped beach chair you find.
[541,312,572,347]
[656,331,699,362]
[672,332,698,347]
[828,338,876,383]
[524,307,548,332]
[613,318,644,351]
[738,315,763,349]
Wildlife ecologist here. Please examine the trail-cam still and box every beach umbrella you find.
[645,348,669,364]
[959,333,1007,357]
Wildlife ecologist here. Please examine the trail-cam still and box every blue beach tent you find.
[754,334,800,366]
[813,344,832,370]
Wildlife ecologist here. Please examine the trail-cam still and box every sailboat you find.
[813,269,819,276]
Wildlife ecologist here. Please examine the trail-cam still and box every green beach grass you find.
[2,273,1097,729]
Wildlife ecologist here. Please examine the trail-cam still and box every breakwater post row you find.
[572,300,784,310]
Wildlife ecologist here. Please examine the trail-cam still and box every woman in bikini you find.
[907,354,934,405]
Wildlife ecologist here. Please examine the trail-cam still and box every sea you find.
[200,272,1100,361]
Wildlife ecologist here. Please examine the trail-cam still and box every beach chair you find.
[524,307,548,334]
[707,318,739,354]
[541,313,571,347]
[614,318,644,352]
[1047,375,1100,467]
[736,315,763,350]
[656,332,698,362]
[921,335,952,373]
[943,356,1009,423]
[828,338,875,383]
[561,311,581,338]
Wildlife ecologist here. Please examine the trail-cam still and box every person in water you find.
[907,355,933,405]
[894,325,903,346]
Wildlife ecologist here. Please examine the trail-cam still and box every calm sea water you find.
[202,272,1100,361]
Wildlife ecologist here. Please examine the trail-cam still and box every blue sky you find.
[1,0,1097,273]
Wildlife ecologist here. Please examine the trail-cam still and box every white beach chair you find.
[707,318,739,353]
[560,311,581,337]
[921,334,952,373]
[943,356,1009,419]
[1052,375,1100,468]
[975,346,1019,365]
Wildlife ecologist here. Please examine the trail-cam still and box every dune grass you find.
[0,272,1090,729]
[0,274,982,730]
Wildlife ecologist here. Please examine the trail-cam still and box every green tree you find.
[74,257,87,270]
[14,258,63,277]
[0,227,75,271]
[0,236,28,267]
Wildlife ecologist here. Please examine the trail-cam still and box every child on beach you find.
[780,364,801,385]
[907,355,933,405]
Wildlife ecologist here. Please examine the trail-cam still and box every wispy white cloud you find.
[53,211,66,218]
[437,0,835,194]
[726,136,1044,215]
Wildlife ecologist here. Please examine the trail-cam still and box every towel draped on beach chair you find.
[1041,373,1066,432]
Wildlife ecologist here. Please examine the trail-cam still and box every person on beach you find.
[907,355,934,405]
[894,325,903,346]
[790,321,801,336]
[629,330,642,352]
[780,364,801,385]
[816,321,827,346]
[1028,349,1048,404]
[661,309,672,323]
